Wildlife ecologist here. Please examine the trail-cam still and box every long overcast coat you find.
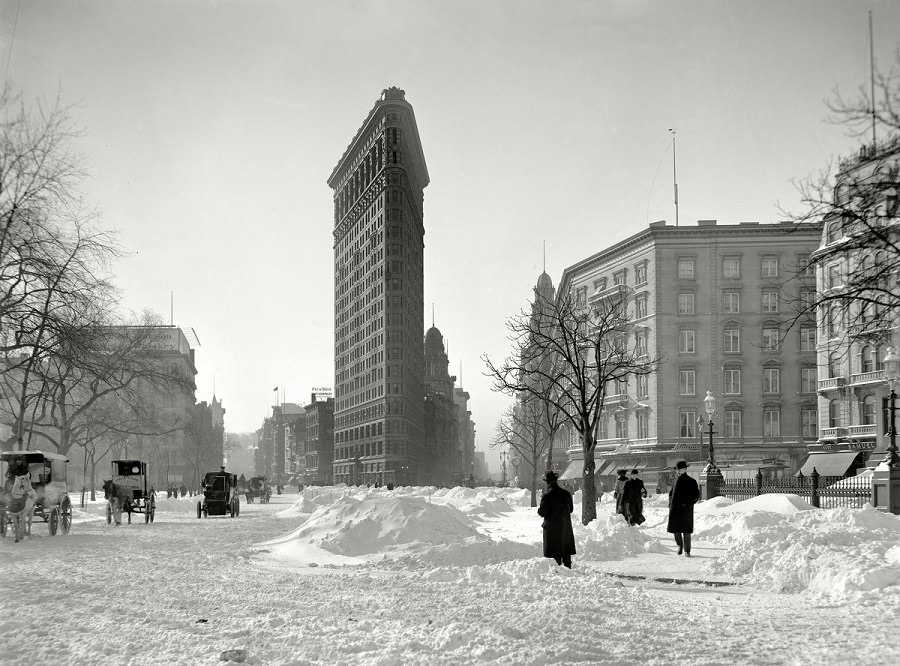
[666,472,700,534]
[537,482,576,559]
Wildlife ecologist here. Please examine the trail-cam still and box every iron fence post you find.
[755,469,762,497]
[811,468,820,508]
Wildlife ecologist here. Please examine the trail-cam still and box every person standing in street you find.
[667,460,700,556]
[623,469,647,526]
[613,469,629,519]
[537,470,576,568]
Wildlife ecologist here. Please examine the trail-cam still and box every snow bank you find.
[262,495,481,557]
[576,514,668,559]
[706,504,900,594]
[251,484,900,598]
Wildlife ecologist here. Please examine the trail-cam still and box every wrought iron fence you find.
[716,470,872,509]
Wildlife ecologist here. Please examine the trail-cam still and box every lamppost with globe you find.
[699,390,723,499]
[873,346,900,514]
[882,346,899,468]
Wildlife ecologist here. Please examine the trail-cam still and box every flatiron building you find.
[328,87,429,486]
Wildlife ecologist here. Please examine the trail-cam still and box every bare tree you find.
[0,87,122,449]
[782,49,900,351]
[491,397,555,507]
[484,289,658,525]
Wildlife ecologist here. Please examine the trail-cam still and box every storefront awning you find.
[559,460,583,481]
[595,460,618,476]
[796,451,860,477]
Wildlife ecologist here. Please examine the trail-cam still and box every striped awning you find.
[558,460,583,481]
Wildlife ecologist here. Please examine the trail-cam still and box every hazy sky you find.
[4,1,899,462]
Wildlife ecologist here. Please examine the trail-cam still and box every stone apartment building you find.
[808,139,900,476]
[301,394,334,486]
[556,219,823,493]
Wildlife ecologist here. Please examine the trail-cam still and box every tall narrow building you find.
[328,88,429,487]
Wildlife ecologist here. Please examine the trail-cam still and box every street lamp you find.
[703,390,719,473]
[883,347,900,468]
[499,450,509,487]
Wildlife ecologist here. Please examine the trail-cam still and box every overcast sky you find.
[4,0,899,464]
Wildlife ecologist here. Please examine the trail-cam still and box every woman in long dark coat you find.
[667,460,700,556]
[537,470,576,568]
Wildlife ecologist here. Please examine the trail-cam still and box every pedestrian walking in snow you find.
[667,460,700,556]
[613,469,629,519]
[623,469,647,526]
[537,470,576,568]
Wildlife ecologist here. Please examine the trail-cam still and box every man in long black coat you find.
[537,470,576,568]
[667,460,701,556]
[623,469,647,526]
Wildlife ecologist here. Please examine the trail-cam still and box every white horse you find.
[3,474,36,543]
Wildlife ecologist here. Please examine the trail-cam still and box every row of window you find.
[594,408,818,440]
[678,326,813,354]
[676,367,818,396]
[675,290,793,315]
[676,255,813,280]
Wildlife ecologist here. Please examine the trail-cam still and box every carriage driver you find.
[8,456,29,479]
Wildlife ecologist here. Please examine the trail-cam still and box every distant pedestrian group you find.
[614,469,647,526]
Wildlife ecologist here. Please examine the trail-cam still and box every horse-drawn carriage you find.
[197,467,240,518]
[0,450,72,540]
[245,475,271,504]
[103,460,156,525]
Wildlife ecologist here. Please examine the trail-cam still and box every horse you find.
[103,479,133,525]
[2,474,36,543]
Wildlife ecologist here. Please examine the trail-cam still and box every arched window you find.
[829,399,840,428]
[861,345,873,373]
[862,395,876,425]
[828,353,841,379]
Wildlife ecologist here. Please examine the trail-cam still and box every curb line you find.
[602,571,736,588]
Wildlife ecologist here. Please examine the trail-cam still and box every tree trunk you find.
[530,453,540,507]
[580,429,597,525]
[90,455,98,502]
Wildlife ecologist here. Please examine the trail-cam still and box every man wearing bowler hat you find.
[667,460,700,556]
[537,470,576,568]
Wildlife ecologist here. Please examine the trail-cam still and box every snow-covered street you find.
[2,486,899,665]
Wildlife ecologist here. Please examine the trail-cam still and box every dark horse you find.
[103,479,132,525]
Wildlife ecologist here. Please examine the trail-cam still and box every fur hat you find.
[631,469,640,475]
[675,460,688,470]
[543,470,559,483]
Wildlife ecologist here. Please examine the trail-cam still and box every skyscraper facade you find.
[328,87,429,486]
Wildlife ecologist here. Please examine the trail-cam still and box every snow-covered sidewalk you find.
[1,486,899,665]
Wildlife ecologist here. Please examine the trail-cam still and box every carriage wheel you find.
[235,498,240,517]
[0,511,7,537]
[60,497,72,534]
[49,507,59,536]
[197,501,202,519]
[149,504,155,523]
[127,502,132,524]
[14,513,25,542]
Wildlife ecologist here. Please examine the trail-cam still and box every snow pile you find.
[260,491,537,568]
[576,513,668,558]
[262,494,483,558]
[704,501,900,594]
[276,494,321,516]
[457,496,515,518]
[384,534,538,569]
